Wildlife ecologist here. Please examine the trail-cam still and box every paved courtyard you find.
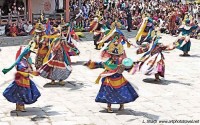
[0,34,200,125]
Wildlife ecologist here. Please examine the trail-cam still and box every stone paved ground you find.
[0,34,200,125]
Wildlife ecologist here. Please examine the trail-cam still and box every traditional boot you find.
[50,80,55,84]
[184,51,190,56]
[118,104,124,111]
[19,104,26,112]
[16,104,20,111]
[59,80,65,86]
[95,44,100,50]
[155,73,161,81]
[180,51,190,56]
[107,104,113,113]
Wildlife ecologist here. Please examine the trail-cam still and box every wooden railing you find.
[1,12,73,25]
[32,12,75,23]
[32,13,65,23]
[0,14,28,25]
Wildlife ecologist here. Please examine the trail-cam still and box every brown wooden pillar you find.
[64,0,70,22]
[28,0,32,22]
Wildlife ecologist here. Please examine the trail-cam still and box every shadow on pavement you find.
[10,105,61,121]
[71,61,87,66]
[117,109,159,120]
[99,108,159,120]
[178,54,200,58]
[143,78,169,85]
[43,81,85,90]
[188,54,200,58]
[143,78,191,86]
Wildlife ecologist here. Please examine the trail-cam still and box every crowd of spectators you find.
[4,18,33,37]
[0,1,33,37]
[70,0,200,38]
[0,0,25,16]
[0,0,199,38]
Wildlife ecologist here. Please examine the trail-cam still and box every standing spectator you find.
[82,1,90,19]
[193,4,198,21]
[11,6,18,17]
[126,8,132,32]
[74,7,83,28]
[121,1,126,11]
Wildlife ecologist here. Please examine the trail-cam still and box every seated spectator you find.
[24,21,33,34]
[120,17,127,30]
[84,19,90,31]
[9,23,18,37]
[132,18,138,30]
[17,18,27,36]
[0,25,5,35]
[5,21,12,36]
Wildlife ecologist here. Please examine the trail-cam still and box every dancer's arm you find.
[84,60,104,69]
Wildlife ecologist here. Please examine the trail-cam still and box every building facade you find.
[0,0,69,25]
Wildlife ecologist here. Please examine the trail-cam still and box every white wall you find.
[32,0,55,14]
